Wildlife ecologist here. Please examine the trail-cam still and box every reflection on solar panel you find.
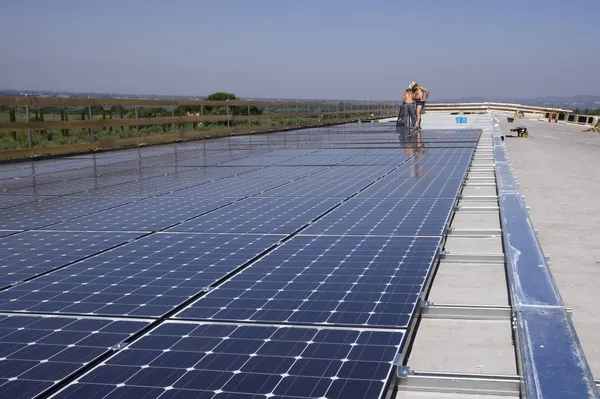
[55,321,404,399]
[0,196,48,210]
[0,231,139,287]
[169,197,340,234]
[303,198,455,236]
[49,197,236,232]
[0,197,135,230]
[0,314,149,399]
[0,234,281,317]
[177,236,441,328]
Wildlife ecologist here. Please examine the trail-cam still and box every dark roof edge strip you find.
[491,114,599,398]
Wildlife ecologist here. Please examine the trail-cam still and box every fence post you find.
[88,104,94,142]
[318,105,321,124]
[266,106,270,128]
[247,104,251,128]
[171,103,175,132]
[135,105,139,136]
[226,105,230,128]
[25,102,32,148]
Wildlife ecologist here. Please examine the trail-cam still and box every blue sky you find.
[1,0,598,100]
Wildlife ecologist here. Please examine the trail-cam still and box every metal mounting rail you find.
[397,370,520,396]
[491,115,600,399]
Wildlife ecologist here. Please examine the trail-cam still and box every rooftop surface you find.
[0,114,598,398]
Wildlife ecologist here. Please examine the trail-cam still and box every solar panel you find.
[337,154,409,166]
[239,166,329,180]
[0,314,149,399]
[49,198,236,232]
[258,178,374,198]
[387,163,469,179]
[0,197,136,230]
[168,197,340,234]
[162,178,294,198]
[4,176,139,197]
[278,155,358,166]
[310,166,396,179]
[356,176,465,199]
[55,321,404,399]
[176,235,441,328]
[0,196,50,210]
[216,155,302,167]
[302,198,455,236]
[0,234,282,318]
[0,231,140,288]
[75,178,212,198]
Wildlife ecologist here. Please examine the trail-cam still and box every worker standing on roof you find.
[397,87,416,129]
[411,82,430,129]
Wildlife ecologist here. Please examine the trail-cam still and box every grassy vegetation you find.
[0,93,383,157]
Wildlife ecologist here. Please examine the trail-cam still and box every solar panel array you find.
[0,122,478,398]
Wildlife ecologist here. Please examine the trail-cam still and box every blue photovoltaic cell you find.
[55,321,404,399]
[302,198,455,236]
[356,176,465,199]
[168,197,340,234]
[0,196,135,230]
[0,234,282,318]
[0,231,140,287]
[177,235,441,328]
[278,155,358,166]
[49,197,236,232]
[0,314,149,399]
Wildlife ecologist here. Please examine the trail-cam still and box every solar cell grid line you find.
[47,197,238,232]
[355,175,465,200]
[257,178,375,198]
[0,233,283,318]
[0,196,137,231]
[176,235,442,328]
[0,231,20,239]
[167,197,341,235]
[302,197,456,236]
[0,231,141,289]
[0,313,151,399]
[52,321,405,399]
[160,177,296,198]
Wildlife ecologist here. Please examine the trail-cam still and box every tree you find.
[584,108,589,115]
[81,109,86,120]
[574,108,580,115]
[39,109,44,122]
